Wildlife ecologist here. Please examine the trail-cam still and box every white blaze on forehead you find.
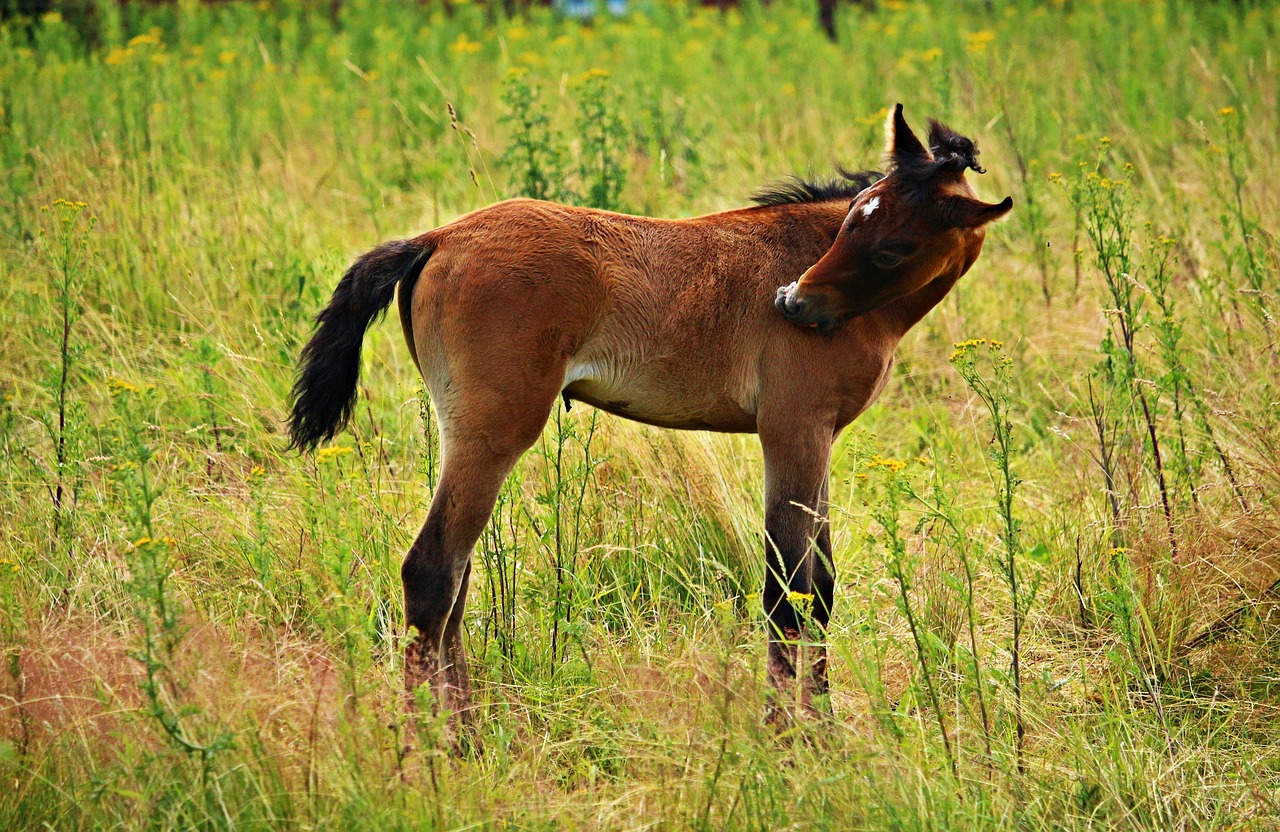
[861,196,881,218]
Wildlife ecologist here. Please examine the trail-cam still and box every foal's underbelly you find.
[561,359,758,433]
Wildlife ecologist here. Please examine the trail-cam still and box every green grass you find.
[2,0,1279,828]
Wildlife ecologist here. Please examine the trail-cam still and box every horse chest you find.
[834,352,896,429]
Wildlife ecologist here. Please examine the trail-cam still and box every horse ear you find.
[885,103,931,166]
[940,195,1014,228]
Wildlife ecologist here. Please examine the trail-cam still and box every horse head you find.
[775,104,1012,332]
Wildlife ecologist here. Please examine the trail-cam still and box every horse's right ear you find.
[940,194,1014,229]
[884,103,931,167]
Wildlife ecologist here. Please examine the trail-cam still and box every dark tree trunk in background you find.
[818,0,837,40]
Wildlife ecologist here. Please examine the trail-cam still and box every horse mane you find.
[749,166,883,207]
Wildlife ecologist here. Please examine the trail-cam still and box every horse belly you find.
[561,357,757,433]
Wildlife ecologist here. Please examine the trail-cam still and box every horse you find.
[288,104,1011,739]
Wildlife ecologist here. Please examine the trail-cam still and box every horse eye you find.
[873,250,905,269]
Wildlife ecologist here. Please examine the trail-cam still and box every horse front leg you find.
[809,476,835,707]
[759,425,834,727]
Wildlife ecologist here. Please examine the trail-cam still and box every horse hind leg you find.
[402,384,560,747]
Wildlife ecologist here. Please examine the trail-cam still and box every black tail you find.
[288,237,433,451]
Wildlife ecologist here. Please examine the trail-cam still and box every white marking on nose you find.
[862,197,881,218]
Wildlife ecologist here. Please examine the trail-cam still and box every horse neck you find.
[769,199,851,240]
[874,265,964,338]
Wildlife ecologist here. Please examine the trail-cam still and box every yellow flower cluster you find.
[108,377,140,395]
[866,454,907,473]
[132,535,177,549]
[316,446,353,464]
[965,30,996,54]
[44,198,90,218]
[105,28,165,66]
[949,337,1003,362]
[449,33,482,55]
[1218,106,1237,118]
[1084,171,1126,191]
[129,30,163,48]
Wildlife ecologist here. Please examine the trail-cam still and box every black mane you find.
[750,166,883,207]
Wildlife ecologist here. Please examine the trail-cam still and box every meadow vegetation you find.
[1,0,1279,827]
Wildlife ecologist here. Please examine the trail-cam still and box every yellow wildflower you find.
[449,34,482,55]
[949,337,991,362]
[866,454,907,473]
[218,50,237,65]
[965,30,996,54]
[105,48,134,66]
[316,446,353,464]
[128,31,161,48]
[1218,106,1237,118]
[108,377,140,395]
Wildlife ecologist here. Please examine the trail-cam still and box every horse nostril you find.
[775,282,804,317]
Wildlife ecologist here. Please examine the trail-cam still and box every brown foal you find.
[289,104,1011,736]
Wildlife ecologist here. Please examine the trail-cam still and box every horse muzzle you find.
[775,281,843,334]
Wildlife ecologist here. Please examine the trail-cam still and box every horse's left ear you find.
[885,103,931,166]
[940,195,1014,228]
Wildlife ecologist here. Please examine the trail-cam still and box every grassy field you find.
[2,0,1279,828]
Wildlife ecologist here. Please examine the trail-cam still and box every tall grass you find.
[1,0,1278,828]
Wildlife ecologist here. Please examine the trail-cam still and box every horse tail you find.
[288,236,434,451]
